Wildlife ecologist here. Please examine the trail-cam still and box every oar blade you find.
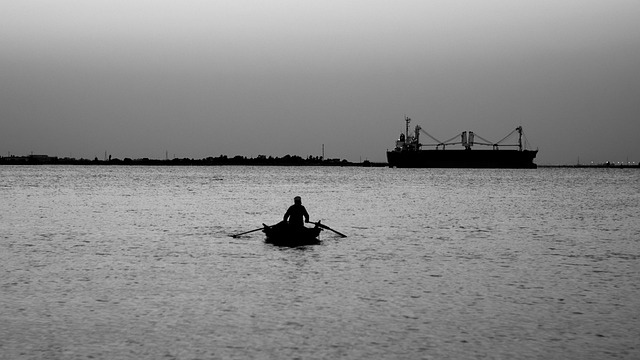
[312,222,347,237]
[230,223,281,238]
[230,226,264,238]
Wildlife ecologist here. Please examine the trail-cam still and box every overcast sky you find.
[2,0,639,164]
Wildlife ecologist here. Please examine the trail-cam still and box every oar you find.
[310,221,347,238]
[230,226,266,238]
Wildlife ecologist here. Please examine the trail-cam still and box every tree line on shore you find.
[0,154,382,167]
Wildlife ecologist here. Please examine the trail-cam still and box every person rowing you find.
[283,196,310,228]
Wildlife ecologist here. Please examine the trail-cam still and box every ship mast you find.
[405,116,411,140]
[517,126,523,151]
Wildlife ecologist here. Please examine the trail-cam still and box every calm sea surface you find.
[1,165,639,359]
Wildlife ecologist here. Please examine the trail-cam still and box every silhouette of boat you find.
[387,117,538,168]
[262,222,322,247]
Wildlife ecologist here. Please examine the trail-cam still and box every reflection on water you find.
[1,166,639,359]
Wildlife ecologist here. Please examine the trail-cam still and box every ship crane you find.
[472,126,530,151]
[437,133,465,149]
[468,133,495,149]
[417,127,445,148]
[417,130,470,150]
[411,126,534,152]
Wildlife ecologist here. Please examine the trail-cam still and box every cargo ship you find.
[387,117,538,168]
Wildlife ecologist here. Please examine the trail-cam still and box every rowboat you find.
[262,222,322,247]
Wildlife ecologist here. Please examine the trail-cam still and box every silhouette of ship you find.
[387,117,538,168]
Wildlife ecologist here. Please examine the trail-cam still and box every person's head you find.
[294,196,302,205]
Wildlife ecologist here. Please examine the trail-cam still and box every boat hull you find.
[387,149,538,169]
[263,222,322,247]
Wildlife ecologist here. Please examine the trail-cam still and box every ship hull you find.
[386,149,538,169]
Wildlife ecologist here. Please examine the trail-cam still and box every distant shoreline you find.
[0,154,388,167]
[1,154,637,168]
[539,164,640,169]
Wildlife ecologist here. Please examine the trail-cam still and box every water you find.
[1,166,639,359]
